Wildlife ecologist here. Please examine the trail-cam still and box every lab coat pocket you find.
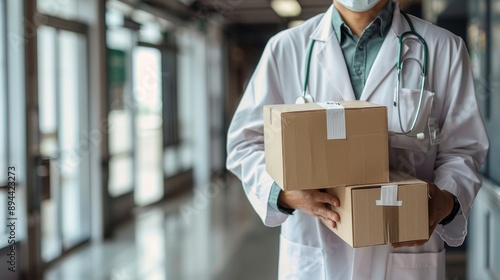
[390,88,435,153]
[278,235,325,280]
[386,249,446,280]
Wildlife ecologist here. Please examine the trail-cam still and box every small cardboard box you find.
[264,101,389,191]
[321,171,429,248]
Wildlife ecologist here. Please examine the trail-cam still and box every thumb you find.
[429,212,438,227]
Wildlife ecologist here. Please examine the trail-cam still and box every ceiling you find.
[140,0,428,26]
[144,0,334,25]
[196,0,334,24]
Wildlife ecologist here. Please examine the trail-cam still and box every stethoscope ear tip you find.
[295,94,314,104]
[304,94,314,103]
[295,96,306,104]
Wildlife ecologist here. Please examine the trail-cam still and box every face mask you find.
[336,0,382,12]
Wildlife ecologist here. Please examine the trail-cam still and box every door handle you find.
[35,156,51,201]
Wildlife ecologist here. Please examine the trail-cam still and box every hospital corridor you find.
[0,0,499,279]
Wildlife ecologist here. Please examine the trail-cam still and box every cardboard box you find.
[264,101,389,191]
[321,171,429,248]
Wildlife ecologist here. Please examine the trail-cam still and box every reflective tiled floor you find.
[43,175,466,280]
[43,175,277,280]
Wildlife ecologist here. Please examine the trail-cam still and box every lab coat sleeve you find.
[433,38,489,246]
[226,39,289,227]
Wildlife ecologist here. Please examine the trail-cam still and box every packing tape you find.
[376,185,403,206]
[317,101,346,140]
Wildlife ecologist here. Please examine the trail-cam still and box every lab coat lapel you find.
[311,6,356,101]
[361,6,409,101]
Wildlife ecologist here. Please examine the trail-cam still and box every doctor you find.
[226,0,489,279]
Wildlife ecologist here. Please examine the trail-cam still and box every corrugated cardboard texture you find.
[264,101,389,191]
[264,107,284,187]
[322,171,429,248]
[320,186,354,245]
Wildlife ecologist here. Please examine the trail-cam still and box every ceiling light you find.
[271,0,302,18]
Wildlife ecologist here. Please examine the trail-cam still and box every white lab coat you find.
[226,3,489,280]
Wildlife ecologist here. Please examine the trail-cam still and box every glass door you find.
[37,24,91,263]
[487,0,500,183]
[133,45,164,206]
[0,0,9,251]
[468,0,492,177]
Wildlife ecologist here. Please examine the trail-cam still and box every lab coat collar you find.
[310,5,356,101]
[361,4,410,101]
[310,5,335,42]
[309,3,410,102]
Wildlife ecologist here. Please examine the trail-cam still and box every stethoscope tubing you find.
[299,10,429,139]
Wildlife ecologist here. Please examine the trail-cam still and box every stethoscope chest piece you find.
[295,94,314,104]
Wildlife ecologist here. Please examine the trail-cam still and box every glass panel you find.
[163,147,178,177]
[468,0,490,176]
[37,0,79,21]
[468,0,489,120]
[108,110,133,155]
[138,21,163,44]
[38,26,91,261]
[0,0,6,183]
[58,30,89,247]
[0,190,7,248]
[489,0,500,183]
[134,47,163,206]
[176,30,195,172]
[109,155,134,197]
[37,24,63,264]
[180,143,193,170]
[107,8,135,197]
[41,160,62,262]
[38,26,58,158]
[1,0,26,253]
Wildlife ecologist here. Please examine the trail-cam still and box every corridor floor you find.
[43,177,466,280]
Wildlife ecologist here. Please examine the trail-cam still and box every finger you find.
[427,182,438,199]
[314,192,340,207]
[429,223,438,237]
[391,241,416,248]
[329,220,337,229]
[319,216,337,229]
[429,212,438,227]
[412,240,428,247]
[311,204,340,222]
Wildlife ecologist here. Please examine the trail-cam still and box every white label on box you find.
[317,101,346,140]
[376,185,403,206]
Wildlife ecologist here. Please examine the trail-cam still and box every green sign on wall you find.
[107,48,126,86]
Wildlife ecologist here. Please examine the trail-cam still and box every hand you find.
[391,182,455,248]
[279,189,341,228]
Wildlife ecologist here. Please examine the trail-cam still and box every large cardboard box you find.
[264,101,389,191]
[321,171,429,248]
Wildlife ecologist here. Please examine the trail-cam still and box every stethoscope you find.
[296,11,428,140]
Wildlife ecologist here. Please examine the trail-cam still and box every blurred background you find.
[0,0,499,279]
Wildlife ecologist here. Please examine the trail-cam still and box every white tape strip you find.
[317,101,346,140]
[376,185,403,206]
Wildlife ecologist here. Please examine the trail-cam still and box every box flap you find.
[348,170,425,190]
[266,101,386,115]
[389,171,425,185]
